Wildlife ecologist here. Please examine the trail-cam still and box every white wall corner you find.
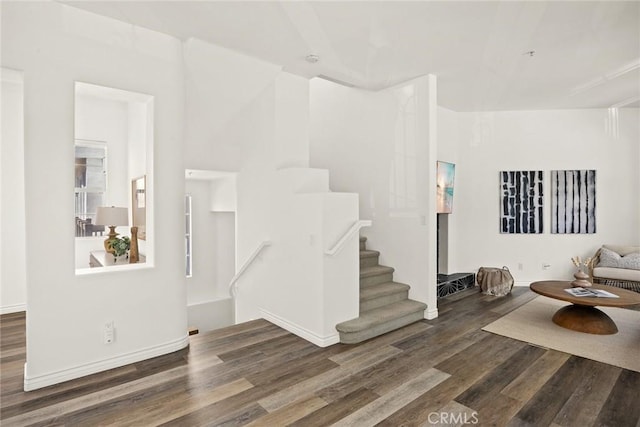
[23,335,189,391]
[259,309,340,348]
[274,73,310,170]
[275,168,330,194]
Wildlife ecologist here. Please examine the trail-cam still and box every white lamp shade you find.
[95,206,129,226]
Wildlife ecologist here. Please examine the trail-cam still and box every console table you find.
[89,250,145,267]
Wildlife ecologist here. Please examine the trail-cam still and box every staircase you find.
[336,236,427,344]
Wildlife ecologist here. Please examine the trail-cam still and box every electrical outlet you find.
[104,321,114,344]
[518,263,523,271]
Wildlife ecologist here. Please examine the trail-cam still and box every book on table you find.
[564,287,620,298]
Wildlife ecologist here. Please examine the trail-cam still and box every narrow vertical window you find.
[185,194,193,277]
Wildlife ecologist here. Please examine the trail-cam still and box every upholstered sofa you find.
[589,245,640,293]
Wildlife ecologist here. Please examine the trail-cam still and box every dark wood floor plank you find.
[376,376,468,427]
[188,324,290,357]
[331,367,450,427]
[455,344,547,409]
[553,361,621,427]
[434,332,527,377]
[2,353,224,425]
[328,320,431,365]
[316,325,474,404]
[158,357,339,425]
[475,393,523,427]
[245,395,327,426]
[368,328,488,397]
[289,387,380,427]
[187,319,274,344]
[257,345,402,412]
[241,344,345,387]
[1,288,634,427]
[1,362,141,415]
[161,403,270,427]
[593,370,640,427]
[49,377,255,427]
[215,332,309,362]
[500,349,571,404]
[509,357,600,426]
[489,289,538,316]
[27,376,192,427]
[124,378,254,427]
[377,334,527,427]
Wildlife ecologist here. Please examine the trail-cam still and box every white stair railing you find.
[325,220,372,256]
[229,240,272,297]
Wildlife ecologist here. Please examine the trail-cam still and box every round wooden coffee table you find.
[530,280,640,335]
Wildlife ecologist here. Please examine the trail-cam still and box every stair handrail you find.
[325,220,372,256]
[229,240,272,297]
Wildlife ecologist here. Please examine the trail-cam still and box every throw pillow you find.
[598,247,640,270]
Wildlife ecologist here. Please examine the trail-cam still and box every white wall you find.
[185,179,235,332]
[210,176,237,212]
[128,102,148,180]
[182,39,359,345]
[231,73,361,346]
[183,38,281,172]
[185,180,236,300]
[2,2,187,390]
[310,76,439,319]
[444,108,640,284]
[0,68,27,314]
[436,107,462,275]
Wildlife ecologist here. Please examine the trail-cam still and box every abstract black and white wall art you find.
[500,171,544,234]
[551,170,596,234]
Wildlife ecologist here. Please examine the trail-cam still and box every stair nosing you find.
[360,299,427,316]
[360,265,394,278]
[336,300,427,333]
[359,250,380,258]
[360,282,410,300]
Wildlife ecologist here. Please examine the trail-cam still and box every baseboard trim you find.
[259,309,339,348]
[1,303,26,315]
[23,334,189,391]
[514,281,530,287]
[425,306,439,320]
[187,296,232,307]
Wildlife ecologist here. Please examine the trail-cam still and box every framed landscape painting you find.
[437,161,455,214]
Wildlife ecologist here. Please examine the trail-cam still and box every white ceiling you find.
[63,1,640,111]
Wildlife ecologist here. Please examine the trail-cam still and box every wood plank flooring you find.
[2,287,639,426]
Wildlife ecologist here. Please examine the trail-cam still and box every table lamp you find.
[95,206,129,254]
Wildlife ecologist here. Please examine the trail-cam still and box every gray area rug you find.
[483,296,640,372]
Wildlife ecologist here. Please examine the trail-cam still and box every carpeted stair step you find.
[360,250,380,268]
[360,281,410,311]
[360,265,394,287]
[359,236,367,251]
[336,300,427,344]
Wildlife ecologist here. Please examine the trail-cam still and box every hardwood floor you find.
[2,287,639,426]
